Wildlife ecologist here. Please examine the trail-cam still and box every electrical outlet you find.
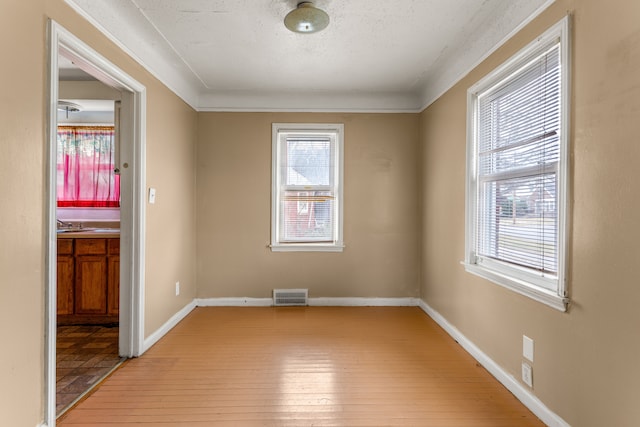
[175,281,180,296]
[523,335,534,362]
[522,362,533,388]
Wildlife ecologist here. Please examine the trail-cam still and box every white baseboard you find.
[142,300,196,353]
[195,297,420,307]
[417,299,570,427]
[309,297,419,306]
[195,297,272,307]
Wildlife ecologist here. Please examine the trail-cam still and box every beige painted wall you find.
[420,0,640,425]
[0,2,47,425]
[0,1,197,424]
[197,113,420,299]
[143,79,197,334]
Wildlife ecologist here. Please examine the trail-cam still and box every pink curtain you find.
[57,126,120,207]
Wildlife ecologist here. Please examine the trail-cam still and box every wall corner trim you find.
[417,299,571,427]
[142,300,197,353]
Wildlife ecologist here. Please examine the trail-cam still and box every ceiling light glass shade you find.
[57,100,82,113]
[284,2,329,34]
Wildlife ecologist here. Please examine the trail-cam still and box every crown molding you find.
[64,0,555,113]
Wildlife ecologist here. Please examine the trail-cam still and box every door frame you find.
[45,20,146,425]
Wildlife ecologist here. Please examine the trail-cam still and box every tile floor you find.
[56,324,124,415]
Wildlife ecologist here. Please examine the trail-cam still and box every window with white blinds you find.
[465,17,570,311]
[271,123,344,252]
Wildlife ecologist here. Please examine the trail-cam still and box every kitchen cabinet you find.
[56,239,74,315]
[107,238,120,316]
[57,237,119,324]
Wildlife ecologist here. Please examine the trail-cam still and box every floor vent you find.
[273,289,308,306]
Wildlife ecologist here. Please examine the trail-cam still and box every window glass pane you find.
[285,138,332,186]
[478,174,557,274]
[281,191,334,242]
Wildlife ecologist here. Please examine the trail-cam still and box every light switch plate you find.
[148,187,156,204]
[523,335,534,362]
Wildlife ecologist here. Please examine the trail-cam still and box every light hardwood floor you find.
[58,306,544,426]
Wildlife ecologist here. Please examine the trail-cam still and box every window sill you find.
[463,262,569,312]
[270,243,344,253]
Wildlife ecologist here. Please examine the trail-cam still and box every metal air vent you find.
[273,289,308,306]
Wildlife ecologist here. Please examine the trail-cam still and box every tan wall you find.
[143,80,197,334]
[0,2,47,425]
[419,0,640,425]
[197,113,420,299]
[0,1,197,424]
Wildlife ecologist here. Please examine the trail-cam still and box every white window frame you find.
[271,123,344,252]
[464,17,571,311]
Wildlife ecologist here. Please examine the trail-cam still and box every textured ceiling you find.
[63,0,554,111]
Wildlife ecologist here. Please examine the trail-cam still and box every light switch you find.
[148,187,156,204]
[523,335,534,362]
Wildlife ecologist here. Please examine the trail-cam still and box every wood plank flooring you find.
[58,307,544,426]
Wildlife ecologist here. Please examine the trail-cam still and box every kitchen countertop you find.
[57,228,120,238]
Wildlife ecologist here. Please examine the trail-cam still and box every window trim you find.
[464,16,571,311]
[271,123,344,252]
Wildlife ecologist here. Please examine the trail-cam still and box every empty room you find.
[1,0,639,426]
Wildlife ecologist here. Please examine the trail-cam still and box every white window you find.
[465,17,570,311]
[271,123,344,252]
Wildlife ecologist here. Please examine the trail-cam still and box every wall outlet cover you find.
[522,362,533,388]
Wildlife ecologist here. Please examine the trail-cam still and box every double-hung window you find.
[271,123,344,252]
[465,17,570,311]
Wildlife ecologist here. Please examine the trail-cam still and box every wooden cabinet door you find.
[75,256,108,315]
[107,255,120,316]
[57,255,75,315]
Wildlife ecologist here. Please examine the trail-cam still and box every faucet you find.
[57,219,74,229]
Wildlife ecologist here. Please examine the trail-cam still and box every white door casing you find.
[45,20,146,426]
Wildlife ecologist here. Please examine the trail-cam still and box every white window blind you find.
[271,124,344,251]
[476,44,560,279]
[465,17,570,311]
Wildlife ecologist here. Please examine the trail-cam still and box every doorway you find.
[55,95,121,414]
[46,20,146,425]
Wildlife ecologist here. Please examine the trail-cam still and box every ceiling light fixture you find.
[284,2,329,34]
[57,100,82,118]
